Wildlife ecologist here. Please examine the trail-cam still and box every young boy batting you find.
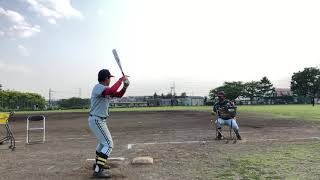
[88,69,129,178]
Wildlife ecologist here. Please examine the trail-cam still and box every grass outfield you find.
[214,141,320,179]
[238,104,320,121]
[11,105,320,121]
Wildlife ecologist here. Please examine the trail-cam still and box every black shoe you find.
[237,134,242,140]
[235,130,242,140]
[215,132,223,140]
[92,169,112,179]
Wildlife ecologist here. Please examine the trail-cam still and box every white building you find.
[177,96,204,106]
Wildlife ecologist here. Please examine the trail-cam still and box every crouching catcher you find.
[212,91,242,140]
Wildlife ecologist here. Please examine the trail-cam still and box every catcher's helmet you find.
[217,91,225,97]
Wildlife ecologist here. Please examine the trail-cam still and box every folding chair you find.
[27,115,46,144]
[214,119,237,144]
[0,112,15,150]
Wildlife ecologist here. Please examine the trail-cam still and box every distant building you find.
[177,96,204,106]
[160,99,172,106]
[110,95,205,107]
[110,96,149,107]
[275,88,292,96]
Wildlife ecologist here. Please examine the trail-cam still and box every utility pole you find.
[170,82,176,96]
[170,82,176,106]
[49,88,52,107]
[0,84,2,109]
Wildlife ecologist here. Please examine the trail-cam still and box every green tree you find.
[153,92,159,98]
[57,97,90,109]
[165,93,172,98]
[257,76,275,104]
[209,81,244,101]
[243,81,260,104]
[291,67,320,106]
[0,90,45,111]
[180,92,187,97]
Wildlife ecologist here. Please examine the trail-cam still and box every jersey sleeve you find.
[93,84,106,97]
[112,87,127,97]
[101,78,124,97]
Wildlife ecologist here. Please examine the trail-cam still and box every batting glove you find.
[123,78,130,87]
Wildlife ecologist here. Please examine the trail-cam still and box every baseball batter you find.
[88,69,129,178]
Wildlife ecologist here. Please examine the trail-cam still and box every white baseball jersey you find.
[89,84,110,118]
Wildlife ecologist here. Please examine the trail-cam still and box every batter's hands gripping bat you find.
[112,49,127,77]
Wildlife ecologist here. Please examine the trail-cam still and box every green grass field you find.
[11,104,320,121]
[215,141,320,179]
[238,104,320,121]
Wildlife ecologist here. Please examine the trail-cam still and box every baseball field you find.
[1,105,320,180]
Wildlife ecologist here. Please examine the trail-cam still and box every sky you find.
[1,0,320,99]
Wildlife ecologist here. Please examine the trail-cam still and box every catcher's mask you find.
[217,91,225,101]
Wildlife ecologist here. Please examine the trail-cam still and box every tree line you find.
[0,90,46,111]
[208,76,277,104]
[0,89,91,111]
[55,97,90,109]
[208,67,320,106]
[1,67,319,111]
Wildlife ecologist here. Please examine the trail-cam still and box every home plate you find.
[86,157,128,169]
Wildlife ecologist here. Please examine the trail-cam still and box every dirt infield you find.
[0,111,320,180]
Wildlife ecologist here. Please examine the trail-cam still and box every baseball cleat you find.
[93,163,111,170]
[92,169,112,179]
[215,133,223,140]
[235,130,242,140]
[237,135,242,140]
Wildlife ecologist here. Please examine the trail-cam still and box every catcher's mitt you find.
[218,105,237,120]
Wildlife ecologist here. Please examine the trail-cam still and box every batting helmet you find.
[98,69,114,82]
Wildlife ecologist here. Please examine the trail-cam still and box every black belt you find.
[89,114,107,119]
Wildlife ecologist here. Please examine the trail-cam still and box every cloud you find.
[48,18,56,24]
[18,45,30,56]
[25,0,83,19]
[0,60,31,73]
[0,7,40,38]
[0,0,81,38]
[7,24,40,38]
[0,8,25,24]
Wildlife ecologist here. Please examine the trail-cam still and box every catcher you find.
[212,91,242,140]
